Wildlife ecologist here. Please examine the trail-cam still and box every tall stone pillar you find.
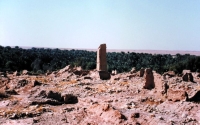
[97,44,107,71]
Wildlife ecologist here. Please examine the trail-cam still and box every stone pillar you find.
[97,44,107,71]
[143,68,155,89]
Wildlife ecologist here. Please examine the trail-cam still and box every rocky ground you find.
[0,66,200,125]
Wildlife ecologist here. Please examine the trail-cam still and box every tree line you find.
[0,46,200,74]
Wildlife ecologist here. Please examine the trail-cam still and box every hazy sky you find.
[0,0,200,50]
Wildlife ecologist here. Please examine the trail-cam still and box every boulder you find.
[143,68,155,89]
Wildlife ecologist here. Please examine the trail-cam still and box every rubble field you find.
[0,66,200,125]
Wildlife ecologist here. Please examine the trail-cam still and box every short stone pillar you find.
[97,44,107,71]
[139,68,145,77]
[143,68,155,89]
[182,73,194,82]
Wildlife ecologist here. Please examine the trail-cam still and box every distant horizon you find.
[3,45,200,56]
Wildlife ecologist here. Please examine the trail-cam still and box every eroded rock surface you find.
[0,67,200,125]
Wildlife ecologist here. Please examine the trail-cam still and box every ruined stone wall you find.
[97,44,107,71]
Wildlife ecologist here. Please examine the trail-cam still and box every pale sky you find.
[0,0,200,51]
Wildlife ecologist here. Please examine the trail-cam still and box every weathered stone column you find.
[95,44,110,80]
[143,68,155,89]
[97,44,107,71]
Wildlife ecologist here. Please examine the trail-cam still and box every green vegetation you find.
[0,45,200,74]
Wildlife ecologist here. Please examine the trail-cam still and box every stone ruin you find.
[182,70,194,82]
[143,68,155,89]
[138,68,145,77]
[97,44,107,71]
[96,44,110,80]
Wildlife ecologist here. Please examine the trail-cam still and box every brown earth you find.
[0,66,200,125]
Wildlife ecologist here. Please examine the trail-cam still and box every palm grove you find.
[0,46,200,74]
